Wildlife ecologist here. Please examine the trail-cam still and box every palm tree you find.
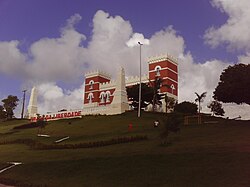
[195,92,207,114]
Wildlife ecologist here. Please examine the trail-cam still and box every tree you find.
[165,95,176,113]
[127,83,153,110]
[0,105,7,119]
[2,95,19,119]
[195,92,207,114]
[207,100,225,116]
[213,63,250,104]
[148,76,168,112]
[174,101,198,115]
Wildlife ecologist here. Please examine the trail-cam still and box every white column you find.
[111,67,129,114]
[27,87,38,118]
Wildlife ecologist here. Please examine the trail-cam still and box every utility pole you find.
[138,42,143,117]
[21,90,27,119]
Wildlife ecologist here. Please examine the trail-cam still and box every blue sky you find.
[0,0,231,61]
[0,0,249,118]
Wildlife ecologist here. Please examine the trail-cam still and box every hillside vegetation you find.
[0,111,250,187]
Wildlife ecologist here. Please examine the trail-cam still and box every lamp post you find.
[21,90,27,119]
[138,42,143,117]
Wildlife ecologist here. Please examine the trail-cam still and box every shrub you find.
[0,135,148,150]
[174,101,198,115]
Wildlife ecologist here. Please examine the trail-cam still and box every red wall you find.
[84,58,178,105]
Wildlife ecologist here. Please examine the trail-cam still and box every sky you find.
[0,0,249,119]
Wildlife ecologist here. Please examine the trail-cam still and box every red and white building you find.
[82,54,178,115]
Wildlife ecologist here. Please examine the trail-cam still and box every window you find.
[99,92,106,103]
[87,93,94,103]
[155,66,161,76]
[106,91,111,102]
[89,80,94,90]
[170,84,175,94]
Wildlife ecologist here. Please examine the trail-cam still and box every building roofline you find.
[85,70,111,80]
[148,54,178,65]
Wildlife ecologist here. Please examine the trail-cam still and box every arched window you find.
[87,93,94,103]
[89,80,94,90]
[99,92,106,103]
[155,66,161,76]
[106,91,111,102]
[170,84,175,94]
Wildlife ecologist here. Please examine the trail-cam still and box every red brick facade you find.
[84,55,178,107]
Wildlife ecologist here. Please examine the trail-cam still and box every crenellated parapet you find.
[148,54,178,65]
[100,80,116,90]
[85,70,111,80]
[125,74,148,86]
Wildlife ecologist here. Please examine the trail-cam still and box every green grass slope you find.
[0,111,250,187]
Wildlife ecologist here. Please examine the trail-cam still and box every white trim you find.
[100,86,116,91]
[148,55,178,65]
[86,74,110,80]
[88,80,94,84]
[85,89,99,93]
[149,77,178,84]
[85,81,101,86]
[149,67,177,74]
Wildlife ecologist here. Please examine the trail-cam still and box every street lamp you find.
[138,42,143,117]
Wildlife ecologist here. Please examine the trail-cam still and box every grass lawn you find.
[0,111,250,187]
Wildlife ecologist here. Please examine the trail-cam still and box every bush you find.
[0,135,148,150]
[174,101,198,115]
[13,122,40,129]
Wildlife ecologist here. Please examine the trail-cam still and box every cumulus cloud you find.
[36,82,83,114]
[0,41,27,78]
[28,15,87,83]
[204,0,250,51]
[238,52,250,64]
[126,33,150,47]
[0,10,248,119]
[178,53,228,105]
[203,0,250,119]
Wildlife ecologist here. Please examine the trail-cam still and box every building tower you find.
[27,87,38,119]
[148,55,178,112]
[84,71,111,108]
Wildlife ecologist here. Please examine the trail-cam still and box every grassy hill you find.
[0,111,250,187]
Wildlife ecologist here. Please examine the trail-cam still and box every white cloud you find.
[238,52,250,64]
[0,41,27,78]
[204,0,250,51]
[0,10,248,119]
[36,82,83,114]
[178,53,229,114]
[126,33,150,47]
[223,103,250,120]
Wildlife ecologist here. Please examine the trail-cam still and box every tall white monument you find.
[110,67,129,114]
[27,87,38,119]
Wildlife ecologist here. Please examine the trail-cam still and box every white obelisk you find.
[111,67,129,114]
[27,87,38,119]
